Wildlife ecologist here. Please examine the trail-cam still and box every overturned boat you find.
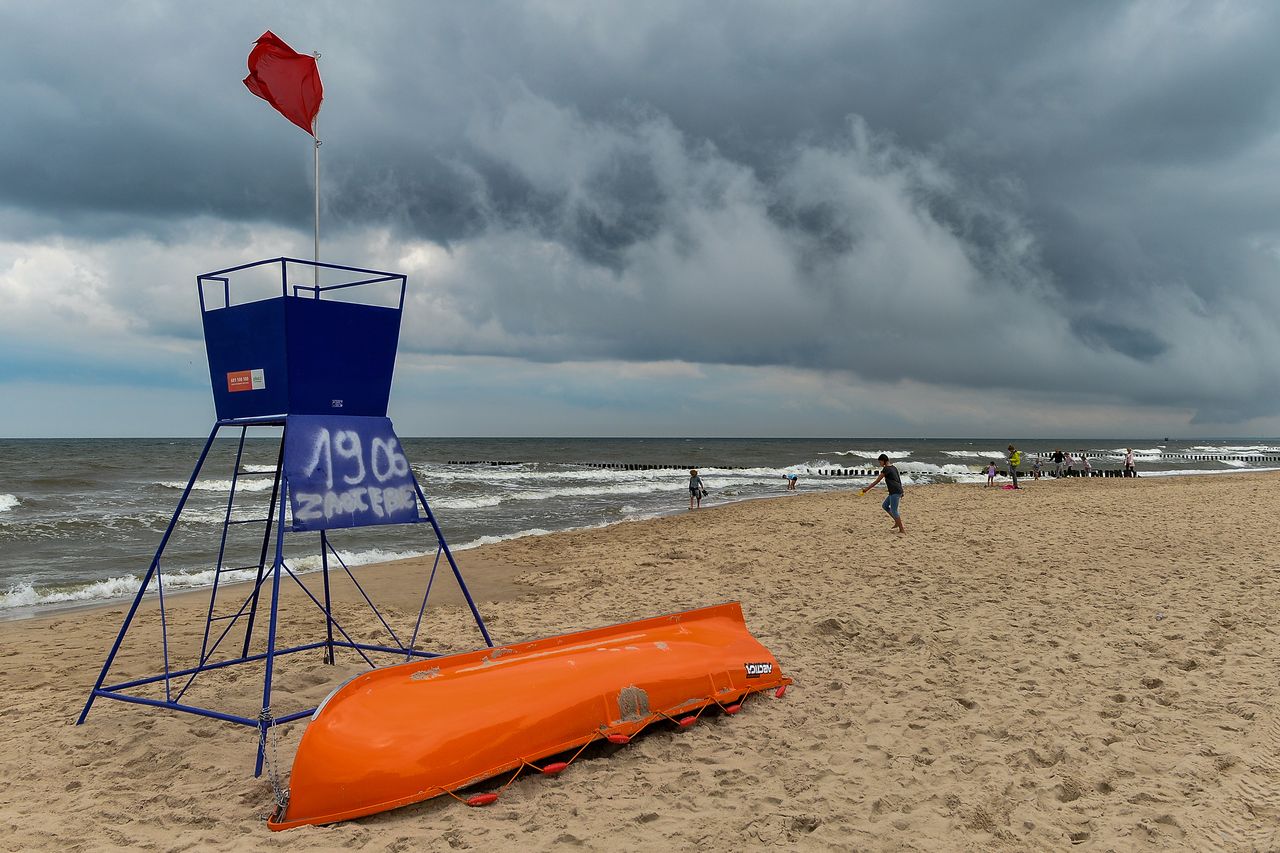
[268,601,790,829]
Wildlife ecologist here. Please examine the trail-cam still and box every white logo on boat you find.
[744,662,773,678]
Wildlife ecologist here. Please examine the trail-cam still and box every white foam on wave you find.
[1188,445,1280,454]
[941,450,1007,460]
[0,546,432,612]
[430,494,504,510]
[1138,466,1280,478]
[897,461,980,476]
[154,478,275,493]
[432,479,690,510]
[240,464,279,473]
[834,449,913,459]
[453,528,553,550]
[0,494,18,513]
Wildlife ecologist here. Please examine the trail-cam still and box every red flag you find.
[243,31,323,135]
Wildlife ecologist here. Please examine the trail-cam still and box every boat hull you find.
[268,601,789,829]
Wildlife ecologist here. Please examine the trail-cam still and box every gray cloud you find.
[2,1,1280,430]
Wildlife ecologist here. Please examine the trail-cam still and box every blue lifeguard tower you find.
[77,258,492,783]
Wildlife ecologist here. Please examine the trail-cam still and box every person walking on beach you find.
[1124,448,1137,477]
[688,469,706,509]
[1052,448,1065,478]
[1079,452,1091,478]
[986,461,997,487]
[860,453,905,534]
[1007,444,1022,489]
[1032,456,1043,480]
[1064,451,1076,477]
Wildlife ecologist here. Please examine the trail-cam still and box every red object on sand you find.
[539,762,569,775]
[243,31,323,135]
[1002,484,1017,490]
[466,793,499,807]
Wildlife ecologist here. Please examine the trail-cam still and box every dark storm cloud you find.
[3,1,1280,425]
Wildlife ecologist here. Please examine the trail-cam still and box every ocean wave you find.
[1104,447,1164,455]
[941,450,1007,460]
[432,479,691,510]
[418,464,750,484]
[454,528,553,550]
[833,450,913,459]
[430,494,504,510]
[0,494,18,513]
[154,478,276,493]
[1187,445,1280,454]
[1139,466,1280,478]
[896,462,978,476]
[0,546,432,612]
[240,464,279,474]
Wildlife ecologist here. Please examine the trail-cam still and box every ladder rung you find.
[209,614,241,622]
[227,518,271,526]
[217,565,262,574]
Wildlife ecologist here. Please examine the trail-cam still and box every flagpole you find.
[312,51,321,290]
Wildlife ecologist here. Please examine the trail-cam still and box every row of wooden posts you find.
[445,454,1278,472]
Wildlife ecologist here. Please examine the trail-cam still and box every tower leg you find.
[243,429,286,658]
[320,530,335,664]
[78,425,221,724]
[256,451,290,778]
[411,477,493,647]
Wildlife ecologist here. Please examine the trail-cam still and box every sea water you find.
[1,437,1277,617]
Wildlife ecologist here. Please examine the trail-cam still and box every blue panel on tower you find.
[202,298,292,420]
[284,298,401,417]
[283,414,421,531]
[197,259,407,421]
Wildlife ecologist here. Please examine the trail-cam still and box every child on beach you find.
[986,462,997,487]
[1080,453,1091,478]
[859,453,905,534]
[783,472,799,491]
[688,469,706,509]
[1032,457,1042,480]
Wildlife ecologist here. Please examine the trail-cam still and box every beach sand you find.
[2,472,1279,851]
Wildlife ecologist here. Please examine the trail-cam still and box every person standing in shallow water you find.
[860,453,905,534]
[688,469,706,510]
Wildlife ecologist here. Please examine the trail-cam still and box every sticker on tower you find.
[227,369,266,393]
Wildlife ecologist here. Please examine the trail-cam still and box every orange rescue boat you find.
[268,601,790,829]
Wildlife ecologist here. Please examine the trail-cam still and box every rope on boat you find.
[440,686,782,806]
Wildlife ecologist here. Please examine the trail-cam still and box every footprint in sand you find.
[1191,706,1280,851]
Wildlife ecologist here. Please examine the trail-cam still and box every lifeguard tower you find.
[77,257,492,780]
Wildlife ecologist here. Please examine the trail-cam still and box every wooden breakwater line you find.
[441,454,1280,474]
[446,461,745,471]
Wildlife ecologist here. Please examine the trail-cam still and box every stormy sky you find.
[2,1,1279,437]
